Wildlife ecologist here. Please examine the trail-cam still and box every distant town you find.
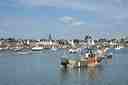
[0,34,128,51]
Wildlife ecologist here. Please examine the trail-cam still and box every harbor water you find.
[0,48,128,85]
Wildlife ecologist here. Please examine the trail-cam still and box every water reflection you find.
[86,66,104,80]
[59,65,104,84]
[107,58,112,64]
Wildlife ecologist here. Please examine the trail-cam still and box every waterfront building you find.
[68,40,76,48]
[48,34,52,40]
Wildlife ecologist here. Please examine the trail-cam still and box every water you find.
[0,48,128,85]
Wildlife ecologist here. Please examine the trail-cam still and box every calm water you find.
[0,48,128,85]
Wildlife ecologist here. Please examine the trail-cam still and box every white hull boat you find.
[17,51,31,55]
[0,48,3,51]
[115,46,123,50]
[68,48,79,53]
[32,47,43,51]
[51,47,57,51]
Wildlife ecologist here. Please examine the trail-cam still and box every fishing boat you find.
[60,47,110,68]
[81,48,104,67]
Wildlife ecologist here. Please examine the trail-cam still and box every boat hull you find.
[60,58,102,68]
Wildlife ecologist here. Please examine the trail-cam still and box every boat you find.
[81,48,103,67]
[13,47,23,51]
[60,47,109,68]
[115,46,123,50]
[17,51,31,55]
[97,47,109,59]
[0,48,3,51]
[0,47,9,51]
[51,47,57,51]
[16,49,32,55]
[106,53,112,59]
[32,47,44,51]
[68,48,80,53]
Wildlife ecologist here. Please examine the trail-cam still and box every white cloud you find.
[59,16,84,26]
[59,16,73,24]
[71,21,84,26]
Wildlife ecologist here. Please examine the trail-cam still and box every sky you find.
[0,0,128,39]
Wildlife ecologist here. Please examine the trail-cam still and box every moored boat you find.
[16,48,32,55]
[32,47,44,51]
[0,48,3,51]
[68,48,80,54]
[16,51,31,55]
[51,47,57,51]
[60,47,110,68]
[115,45,123,50]
[13,47,23,51]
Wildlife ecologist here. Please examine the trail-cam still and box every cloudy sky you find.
[0,0,128,39]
